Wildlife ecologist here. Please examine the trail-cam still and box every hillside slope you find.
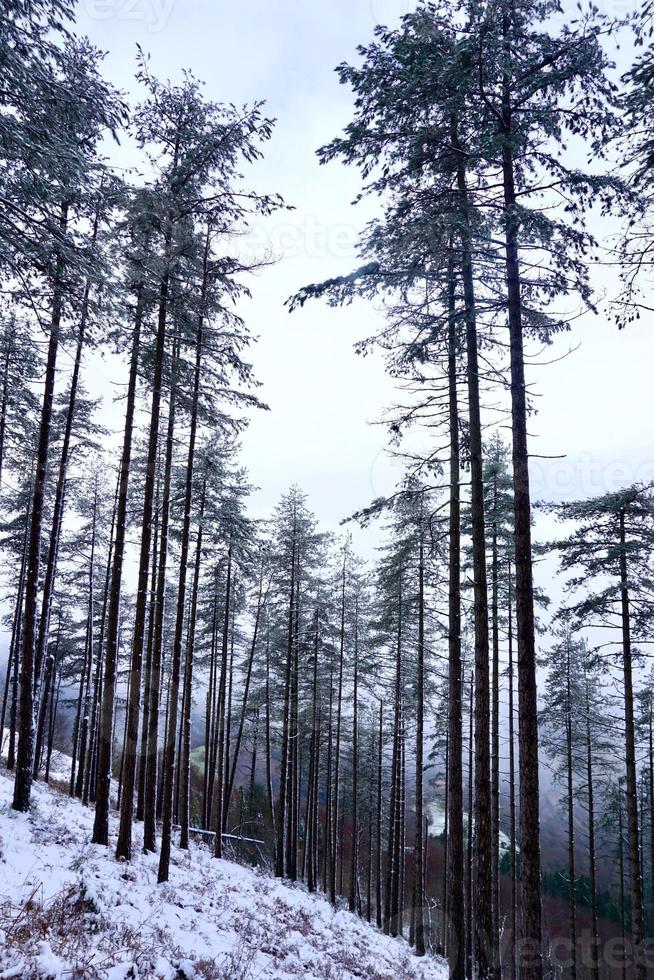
[0,767,447,979]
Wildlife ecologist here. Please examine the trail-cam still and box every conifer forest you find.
[1,1,654,978]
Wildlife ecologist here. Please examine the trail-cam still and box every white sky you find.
[71,0,654,581]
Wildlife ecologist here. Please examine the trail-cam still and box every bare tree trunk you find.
[618,794,627,980]
[618,508,645,976]
[565,644,577,980]
[116,276,173,860]
[13,202,67,812]
[212,548,232,859]
[584,672,600,980]
[446,256,464,980]
[264,634,275,838]
[1,503,30,763]
[349,597,360,914]
[385,589,402,938]
[84,475,118,806]
[306,610,320,893]
[649,700,654,943]
[226,571,267,817]
[507,566,517,980]
[275,536,296,876]
[158,227,209,875]
[376,700,383,930]
[34,237,97,703]
[454,140,493,979]
[179,480,207,851]
[330,550,347,904]
[414,539,426,953]
[465,670,474,980]
[500,14,543,972]
[136,470,160,821]
[93,280,145,846]
[74,486,98,799]
[143,351,178,853]
[490,478,501,979]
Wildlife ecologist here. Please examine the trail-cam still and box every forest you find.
[1,1,654,978]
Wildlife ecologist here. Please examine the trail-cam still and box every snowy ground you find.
[0,765,447,979]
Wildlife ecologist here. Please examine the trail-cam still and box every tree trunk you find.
[376,699,383,930]
[116,260,172,859]
[143,350,178,853]
[446,258,464,980]
[212,547,232,859]
[1,502,30,763]
[84,475,118,806]
[507,565,517,980]
[12,202,67,812]
[490,479,501,979]
[565,645,577,980]
[454,141,492,979]
[618,507,645,976]
[349,596,360,914]
[584,673,600,980]
[264,634,275,838]
[225,573,267,818]
[93,282,145,845]
[34,238,97,702]
[500,13,543,973]
[275,537,296,876]
[178,484,206,851]
[158,228,209,875]
[414,539,426,953]
[330,550,347,904]
[465,670,474,980]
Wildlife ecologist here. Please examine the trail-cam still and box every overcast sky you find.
[70,0,653,579]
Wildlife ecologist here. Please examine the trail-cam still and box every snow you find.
[0,765,448,979]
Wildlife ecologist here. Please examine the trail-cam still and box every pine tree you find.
[551,485,654,976]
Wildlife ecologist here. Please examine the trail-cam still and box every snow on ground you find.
[0,766,447,979]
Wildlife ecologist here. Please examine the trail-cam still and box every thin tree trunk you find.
[465,670,474,980]
[93,280,145,845]
[618,507,645,976]
[507,565,517,980]
[74,487,98,799]
[13,202,67,812]
[349,597,359,914]
[212,548,232,859]
[264,634,275,837]
[565,644,577,980]
[143,352,178,853]
[116,269,172,860]
[179,480,207,851]
[275,536,296,876]
[158,227,209,875]
[84,475,118,806]
[376,699,383,930]
[225,572,268,818]
[330,549,347,904]
[500,14,543,972]
[584,673,600,980]
[490,477,501,979]
[414,537,426,954]
[618,793,627,980]
[1,503,30,762]
[454,138,492,979]
[34,226,98,702]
